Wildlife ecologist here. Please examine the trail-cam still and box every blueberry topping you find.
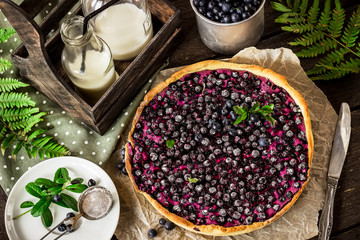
[130,68,309,228]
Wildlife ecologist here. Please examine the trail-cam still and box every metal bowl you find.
[190,0,266,54]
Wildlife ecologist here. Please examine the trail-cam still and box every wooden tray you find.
[0,0,182,134]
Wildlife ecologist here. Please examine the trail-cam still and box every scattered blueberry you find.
[117,162,125,170]
[88,179,96,187]
[58,223,67,232]
[121,148,125,158]
[66,224,75,232]
[148,229,157,238]
[53,194,61,202]
[122,167,128,175]
[159,218,166,225]
[66,212,75,218]
[164,221,175,230]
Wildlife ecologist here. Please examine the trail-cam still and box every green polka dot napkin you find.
[0,1,161,195]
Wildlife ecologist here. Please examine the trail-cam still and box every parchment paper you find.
[104,47,338,240]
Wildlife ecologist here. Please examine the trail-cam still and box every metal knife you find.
[318,102,351,240]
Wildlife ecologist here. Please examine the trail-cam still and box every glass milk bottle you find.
[60,15,117,105]
[82,0,153,61]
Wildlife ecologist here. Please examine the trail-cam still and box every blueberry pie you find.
[125,60,313,235]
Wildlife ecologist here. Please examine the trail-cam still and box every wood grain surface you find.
[1,0,360,239]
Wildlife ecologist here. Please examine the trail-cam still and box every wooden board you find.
[0,0,182,134]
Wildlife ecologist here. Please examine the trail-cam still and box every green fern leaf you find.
[282,22,313,33]
[8,112,46,132]
[306,65,328,76]
[29,136,69,160]
[275,12,304,24]
[0,78,28,92]
[289,29,324,46]
[311,69,349,80]
[24,145,32,159]
[0,92,35,108]
[0,58,12,72]
[293,0,300,12]
[0,108,40,122]
[1,133,16,155]
[299,0,308,16]
[341,6,360,48]
[27,129,48,142]
[0,27,15,43]
[296,38,337,58]
[22,112,47,134]
[317,57,360,74]
[317,0,331,31]
[271,2,292,12]
[0,123,7,141]
[32,136,53,149]
[307,0,320,24]
[328,0,345,38]
[12,140,24,158]
[317,48,349,65]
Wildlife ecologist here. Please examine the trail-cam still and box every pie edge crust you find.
[125,60,314,236]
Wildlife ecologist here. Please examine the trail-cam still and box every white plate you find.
[5,156,120,240]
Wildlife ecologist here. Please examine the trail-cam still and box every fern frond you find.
[0,27,15,43]
[271,2,292,12]
[24,137,69,160]
[282,22,313,33]
[12,140,24,159]
[1,108,40,122]
[341,6,360,48]
[0,92,35,108]
[0,123,7,141]
[299,0,308,16]
[0,58,12,72]
[328,0,346,38]
[289,29,324,46]
[306,65,328,76]
[320,48,349,64]
[293,0,300,12]
[22,112,47,134]
[27,129,48,142]
[275,12,304,24]
[296,38,337,58]
[317,0,331,31]
[0,78,29,92]
[311,69,349,80]
[307,0,320,24]
[1,133,16,155]
[318,57,360,74]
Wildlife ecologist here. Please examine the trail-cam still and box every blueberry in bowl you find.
[125,60,313,236]
[190,0,266,54]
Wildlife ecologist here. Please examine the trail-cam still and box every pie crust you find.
[125,60,314,236]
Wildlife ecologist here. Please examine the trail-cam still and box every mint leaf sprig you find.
[188,177,199,183]
[13,167,88,228]
[233,102,276,126]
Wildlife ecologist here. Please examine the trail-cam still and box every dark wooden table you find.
[1,0,360,239]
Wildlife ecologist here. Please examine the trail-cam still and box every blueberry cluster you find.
[148,218,175,238]
[130,69,309,227]
[193,0,263,23]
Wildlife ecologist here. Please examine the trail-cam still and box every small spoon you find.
[40,186,113,240]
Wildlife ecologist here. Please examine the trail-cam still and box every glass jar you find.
[60,15,117,105]
[82,0,153,61]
